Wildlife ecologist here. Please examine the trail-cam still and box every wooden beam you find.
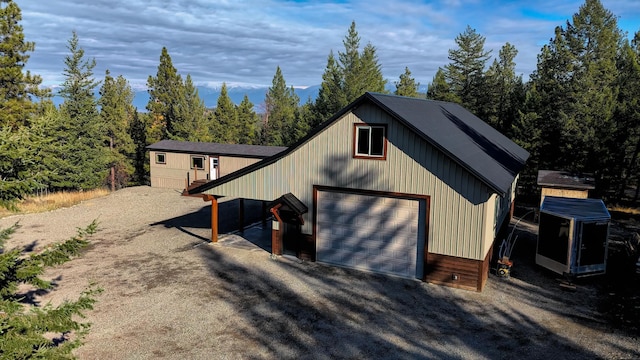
[203,195,218,242]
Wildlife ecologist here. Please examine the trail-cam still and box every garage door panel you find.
[316,190,425,279]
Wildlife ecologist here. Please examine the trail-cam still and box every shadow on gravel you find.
[195,243,619,359]
[150,199,266,241]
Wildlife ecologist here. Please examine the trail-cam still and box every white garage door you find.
[316,190,425,279]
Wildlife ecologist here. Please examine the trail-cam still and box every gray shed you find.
[537,196,611,276]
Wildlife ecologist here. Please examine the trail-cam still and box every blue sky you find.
[19,0,640,90]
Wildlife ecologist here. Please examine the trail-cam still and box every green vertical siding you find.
[204,104,498,260]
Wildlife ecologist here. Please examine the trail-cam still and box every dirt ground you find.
[1,186,639,360]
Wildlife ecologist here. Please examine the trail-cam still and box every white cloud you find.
[19,0,640,89]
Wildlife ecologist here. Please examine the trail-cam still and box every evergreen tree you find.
[313,21,387,123]
[52,31,109,191]
[99,70,135,190]
[129,110,149,185]
[236,94,258,144]
[483,43,523,133]
[522,0,624,198]
[261,66,299,146]
[312,51,346,125]
[146,47,182,143]
[612,35,640,199]
[212,82,239,143]
[0,126,41,208]
[564,0,621,193]
[426,68,459,102]
[171,74,209,142]
[0,0,49,130]
[443,25,491,114]
[526,26,574,171]
[358,43,387,94]
[394,67,420,97]
[0,221,101,358]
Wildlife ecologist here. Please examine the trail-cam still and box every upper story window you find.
[191,156,205,170]
[354,124,387,159]
[155,153,166,164]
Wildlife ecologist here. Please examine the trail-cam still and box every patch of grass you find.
[0,188,110,218]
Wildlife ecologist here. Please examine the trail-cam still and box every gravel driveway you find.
[1,186,638,359]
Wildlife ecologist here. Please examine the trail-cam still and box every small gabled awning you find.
[269,193,308,225]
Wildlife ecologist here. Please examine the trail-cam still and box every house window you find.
[155,153,166,164]
[354,124,387,159]
[191,156,205,170]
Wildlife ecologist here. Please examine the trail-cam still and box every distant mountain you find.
[51,82,430,112]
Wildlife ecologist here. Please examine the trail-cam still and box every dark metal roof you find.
[146,140,287,158]
[366,93,529,196]
[270,193,308,215]
[188,92,529,196]
[537,170,595,190]
[540,196,610,221]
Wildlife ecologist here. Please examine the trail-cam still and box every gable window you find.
[191,156,205,170]
[155,153,166,164]
[354,124,387,159]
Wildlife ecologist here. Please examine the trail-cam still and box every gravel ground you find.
[1,186,638,359]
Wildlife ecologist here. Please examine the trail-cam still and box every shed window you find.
[354,124,386,159]
[155,153,166,164]
[191,156,205,170]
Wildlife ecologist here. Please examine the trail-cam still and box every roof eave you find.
[364,93,524,197]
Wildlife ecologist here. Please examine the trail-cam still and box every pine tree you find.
[358,43,387,94]
[483,43,523,133]
[236,95,258,145]
[312,51,346,125]
[212,82,239,143]
[99,70,135,190]
[171,74,209,142]
[0,0,49,130]
[129,110,148,185]
[0,126,41,208]
[564,0,621,193]
[52,31,109,191]
[394,67,420,97]
[0,221,101,358]
[261,66,299,146]
[612,35,640,199]
[313,21,387,123]
[426,68,459,102]
[444,25,491,113]
[146,47,183,143]
[526,26,574,171]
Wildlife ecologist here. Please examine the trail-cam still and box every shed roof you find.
[540,196,610,221]
[270,193,308,216]
[537,170,595,190]
[188,92,529,196]
[146,140,287,158]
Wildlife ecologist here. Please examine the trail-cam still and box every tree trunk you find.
[110,136,115,192]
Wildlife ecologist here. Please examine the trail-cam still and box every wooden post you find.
[270,204,283,255]
[239,198,245,233]
[204,195,218,242]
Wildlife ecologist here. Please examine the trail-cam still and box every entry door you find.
[316,190,426,279]
[209,157,219,180]
[578,222,608,266]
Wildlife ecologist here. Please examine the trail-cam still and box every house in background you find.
[537,170,595,205]
[147,140,286,189]
[188,93,529,291]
